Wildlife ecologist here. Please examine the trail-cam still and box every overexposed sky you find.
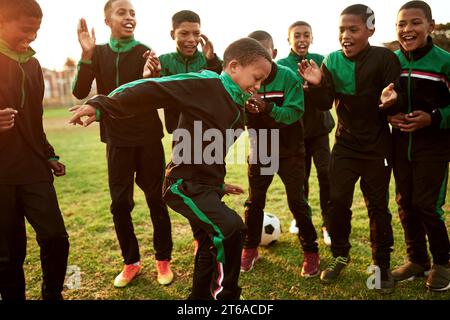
[34,0,449,70]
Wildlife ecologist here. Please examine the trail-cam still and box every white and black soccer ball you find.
[260,212,281,246]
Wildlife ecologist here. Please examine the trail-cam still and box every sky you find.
[34,0,449,70]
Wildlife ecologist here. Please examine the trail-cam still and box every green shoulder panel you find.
[159,51,207,76]
[323,51,356,95]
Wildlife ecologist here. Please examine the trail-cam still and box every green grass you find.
[21,107,450,300]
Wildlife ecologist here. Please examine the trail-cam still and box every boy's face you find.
[397,8,434,52]
[226,57,271,95]
[288,25,312,56]
[105,0,136,39]
[339,14,374,58]
[171,22,202,57]
[0,15,41,53]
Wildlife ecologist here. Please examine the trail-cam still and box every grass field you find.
[21,107,450,300]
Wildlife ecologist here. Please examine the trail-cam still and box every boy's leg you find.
[243,163,274,249]
[412,162,449,266]
[19,183,69,300]
[164,179,245,300]
[135,141,172,261]
[310,134,332,228]
[0,185,27,300]
[360,158,393,268]
[328,153,360,258]
[393,159,430,266]
[278,156,318,253]
[107,145,140,264]
[303,138,313,201]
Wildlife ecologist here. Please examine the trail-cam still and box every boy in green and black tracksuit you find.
[391,36,450,289]
[72,14,173,283]
[0,0,69,300]
[278,50,335,232]
[388,2,449,292]
[69,38,273,300]
[157,10,222,133]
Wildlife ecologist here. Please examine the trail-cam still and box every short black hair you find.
[288,21,312,35]
[341,4,375,27]
[399,1,433,21]
[0,0,42,21]
[223,38,272,67]
[172,10,201,30]
[104,0,120,17]
[248,30,273,43]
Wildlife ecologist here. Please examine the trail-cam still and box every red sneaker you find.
[240,248,260,272]
[114,262,142,287]
[301,252,320,277]
[156,260,174,285]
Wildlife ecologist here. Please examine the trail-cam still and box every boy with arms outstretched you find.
[0,0,69,300]
[278,21,335,246]
[69,37,272,300]
[240,31,320,277]
[72,0,174,287]
[389,1,450,292]
[299,4,400,292]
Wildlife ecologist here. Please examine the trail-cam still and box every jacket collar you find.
[220,72,251,107]
[109,36,139,53]
[400,36,434,61]
[343,43,371,62]
[0,38,35,63]
[174,49,202,64]
[288,49,311,61]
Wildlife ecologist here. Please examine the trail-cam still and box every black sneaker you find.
[392,261,430,282]
[426,264,450,292]
[320,256,350,283]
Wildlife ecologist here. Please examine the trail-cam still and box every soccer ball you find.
[260,212,281,246]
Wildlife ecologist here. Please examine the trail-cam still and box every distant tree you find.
[64,58,77,69]
[383,22,449,52]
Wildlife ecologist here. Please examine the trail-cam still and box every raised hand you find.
[0,108,18,132]
[379,83,397,110]
[77,18,96,60]
[200,34,215,61]
[142,50,161,78]
[68,104,96,127]
[298,59,322,85]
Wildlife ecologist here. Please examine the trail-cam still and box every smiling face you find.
[105,0,136,39]
[288,25,312,56]
[0,15,41,53]
[226,57,272,95]
[171,21,202,57]
[339,14,374,58]
[397,8,434,52]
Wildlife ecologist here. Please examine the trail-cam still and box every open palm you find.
[77,18,96,54]
[298,59,322,85]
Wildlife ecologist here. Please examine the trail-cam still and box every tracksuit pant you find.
[393,159,449,266]
[328,153,393,267]
[0,182,69,300]
[243,156,318,253]
[304,133,332,228]
[163,178,245,300]
[107,141,172,264]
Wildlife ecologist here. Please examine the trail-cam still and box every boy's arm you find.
[200,34,223,74]
[304,63,335,111]
[379,51,403,114]
[72,18,96,99]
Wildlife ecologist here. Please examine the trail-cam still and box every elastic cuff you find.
[430,109,442,128]
[264,102,274,114]
[48,156,60,161]
[79,59,92,65]
[95,108,101,121]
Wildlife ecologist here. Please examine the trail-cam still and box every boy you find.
[241,31,320,278]
[0,0,69,300]
[278,21,335,246]
[298,4,401,291]
[69,37,272,300]
[144,10,222,133]
[72,0,174,287]
[388,1,450,292]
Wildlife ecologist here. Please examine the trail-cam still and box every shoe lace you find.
[329,256,348,270]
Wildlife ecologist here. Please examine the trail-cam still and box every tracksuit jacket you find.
[159,49,222,133]
[393,37,450,266]
[277,50,335,138]
[86,70,252,299]
[72,36,164,146]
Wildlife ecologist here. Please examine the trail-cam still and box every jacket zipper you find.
[116,53,120,87]
[407,52,413,162]
[18,62,26,108]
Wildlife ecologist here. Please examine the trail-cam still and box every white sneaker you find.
[289,219,299,234]
[322,227,331,246]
